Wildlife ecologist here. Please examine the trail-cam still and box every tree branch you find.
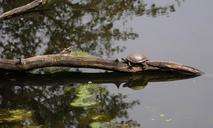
[0,0,47,20]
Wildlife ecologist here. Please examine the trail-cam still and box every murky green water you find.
[1,0,213,127]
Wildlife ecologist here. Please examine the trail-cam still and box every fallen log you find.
[0,0,47,20]
[0,54,202,76]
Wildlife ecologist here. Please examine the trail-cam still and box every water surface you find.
[0,0,213,127]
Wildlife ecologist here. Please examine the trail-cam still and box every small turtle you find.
[122,53,148,68]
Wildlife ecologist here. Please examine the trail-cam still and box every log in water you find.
[0,54,202,76]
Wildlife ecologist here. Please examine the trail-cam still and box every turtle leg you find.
[122,59,132,69]
[114,59,119,63]
[128,61,133,69]
[121,58,126,63]
[141,63,147,70]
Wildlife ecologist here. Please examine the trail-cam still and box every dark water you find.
[0,0,213,127]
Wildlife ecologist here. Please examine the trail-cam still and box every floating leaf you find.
[70,83,107,107]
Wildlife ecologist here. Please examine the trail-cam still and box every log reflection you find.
[0,71,197,89]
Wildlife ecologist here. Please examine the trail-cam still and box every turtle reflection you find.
[123,76,149,90]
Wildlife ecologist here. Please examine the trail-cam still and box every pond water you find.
[0,0,213,128]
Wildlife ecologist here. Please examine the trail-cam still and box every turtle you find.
[122,53,148,68]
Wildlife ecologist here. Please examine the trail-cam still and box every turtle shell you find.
[126,53,148,63]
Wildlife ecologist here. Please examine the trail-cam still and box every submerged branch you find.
[0,0,47,20]
[0,54,202,76]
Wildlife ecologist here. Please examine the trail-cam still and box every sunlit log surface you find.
[0,54,202,76]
